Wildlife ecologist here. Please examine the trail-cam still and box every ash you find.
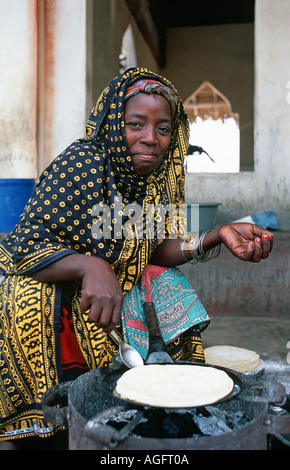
[192,406,246,436]
[99,403,248,439]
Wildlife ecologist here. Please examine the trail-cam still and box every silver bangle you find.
[194,231,209,261]
[181,232,221,264]
[199,242,221,263]
[197,231,221,263]
[181,237,198,264]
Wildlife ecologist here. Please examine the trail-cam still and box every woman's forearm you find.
[150,223,273,267]
[31,253,96,283]
[149,228,222,267]
[31,252,123,332]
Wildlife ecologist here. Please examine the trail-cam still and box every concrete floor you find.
[202,314,290,393]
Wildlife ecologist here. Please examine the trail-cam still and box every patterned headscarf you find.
[0,67,189,293]
[124,78,178,116]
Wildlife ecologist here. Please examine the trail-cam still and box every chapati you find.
[204,345,261,373]
[115,364,234,408]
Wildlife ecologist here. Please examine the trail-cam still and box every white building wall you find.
[0,0,91,179]
[37,0,92,172]
[0,0,37,178]
[254,0,290,228]
[183,0,290,230]
[0,0,289,228]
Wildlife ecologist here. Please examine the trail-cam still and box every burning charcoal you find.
[194,415,232,436]
[163,412,201,438]
[99,409,138,425]
[226,410,247,429]
[98,408,145,435]
[195,406,211,416]
[163,414,184,437]
[133,409,170,438]
[204,405,247,431]
[205,406,228,422]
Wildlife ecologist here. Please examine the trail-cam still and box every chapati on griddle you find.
[115,364,234,408]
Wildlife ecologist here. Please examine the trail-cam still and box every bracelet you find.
[181,232,221,264]
[181,237,198,264]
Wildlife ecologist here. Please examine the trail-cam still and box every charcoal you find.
[226,410,248,429]
[205,406,228,422]
[163,412,201,438]
[194,415,232,436]
[93,400,249,439]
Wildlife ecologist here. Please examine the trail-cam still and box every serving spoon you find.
[110,330,144,368]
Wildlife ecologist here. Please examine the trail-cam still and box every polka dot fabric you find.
[1,67,189,293]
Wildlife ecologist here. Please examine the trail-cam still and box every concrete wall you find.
[1,0,289,231]
[0,0,38,178]
[0,0,92,177]
[163,0,290,230]
[165,0,290,316]
[163,22,254,171]
[0,0,288,315]
[91,0,159,101]
[38,0,90,172]
[0,0,159,180]
[180,231,290,318]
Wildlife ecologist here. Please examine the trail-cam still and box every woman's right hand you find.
[32,253,123,333]
[78,256,123,334]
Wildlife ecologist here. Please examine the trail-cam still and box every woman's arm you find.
[149,223,274,266]
[32,254,123,333]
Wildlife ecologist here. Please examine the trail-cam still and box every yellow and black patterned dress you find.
[0,68,208,440]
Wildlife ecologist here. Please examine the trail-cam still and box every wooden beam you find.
[125,0,165,67]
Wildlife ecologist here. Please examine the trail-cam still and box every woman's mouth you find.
[134,153,157,160]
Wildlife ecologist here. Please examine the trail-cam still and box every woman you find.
[0,67,273,442]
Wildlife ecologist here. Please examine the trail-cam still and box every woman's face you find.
[124,92,172,176]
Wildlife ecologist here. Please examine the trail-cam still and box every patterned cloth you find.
[0,68,208,440]
[59,264,208,379]
[0,67,189,290]
[0,274,63,439]
[125,78,178,116]
[121,264,209,360]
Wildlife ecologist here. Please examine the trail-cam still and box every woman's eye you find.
[125,121,142,129]
[158,126,171,135]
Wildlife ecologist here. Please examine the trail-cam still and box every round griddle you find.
[101,362,242,410]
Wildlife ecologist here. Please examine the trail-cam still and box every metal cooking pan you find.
[100,361,243,410]
[101,301,242,409]
[101,302,288,411]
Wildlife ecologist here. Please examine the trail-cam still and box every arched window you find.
[184,80,240,173]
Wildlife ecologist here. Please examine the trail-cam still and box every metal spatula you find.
[143,301,173,364]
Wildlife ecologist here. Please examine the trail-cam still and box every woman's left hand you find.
[218,223,274,262]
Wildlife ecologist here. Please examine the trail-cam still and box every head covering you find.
[83,67,188,202]
[124,78,178,116]
[1,67,190,293]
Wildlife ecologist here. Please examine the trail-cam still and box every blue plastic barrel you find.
[0,178,36,233]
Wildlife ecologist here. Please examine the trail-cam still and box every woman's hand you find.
[79,257,123,334]
[149,223,274,266]
[217,223,274,262]
[32,253,123,333]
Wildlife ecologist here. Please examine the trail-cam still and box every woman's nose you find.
[140,126,157,145]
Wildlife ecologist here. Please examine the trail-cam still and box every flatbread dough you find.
[115,364,234,408]
[204,345,261,373]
